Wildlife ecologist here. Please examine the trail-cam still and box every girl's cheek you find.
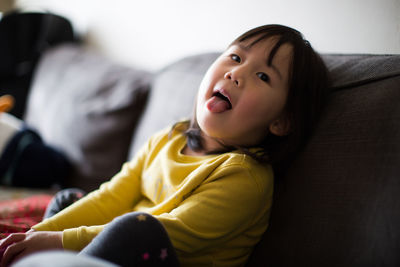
[198,73,215,97]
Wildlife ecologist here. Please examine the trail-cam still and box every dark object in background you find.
[0,128,72,188]
[0,11,76,118]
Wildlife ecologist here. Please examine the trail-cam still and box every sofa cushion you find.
[24,44,151,190]
[246,54,400,266]
[324,54,400,88]
[128,52,220,158]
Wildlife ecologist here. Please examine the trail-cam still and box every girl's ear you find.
[269,115,291,136]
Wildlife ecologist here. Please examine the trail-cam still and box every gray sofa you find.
[20,44,400,266]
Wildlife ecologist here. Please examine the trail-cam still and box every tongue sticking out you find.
[206,96,231,113]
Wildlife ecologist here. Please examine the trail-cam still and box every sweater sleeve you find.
[155,162,273,254]
[33,141,150,250]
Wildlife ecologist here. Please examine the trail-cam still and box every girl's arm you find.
[32,139,152,251]
[34,160,143,231]
[32,160,143,250]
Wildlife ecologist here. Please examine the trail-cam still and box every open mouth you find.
[212,91,232,110]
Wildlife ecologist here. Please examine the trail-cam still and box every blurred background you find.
[1,0,399,71]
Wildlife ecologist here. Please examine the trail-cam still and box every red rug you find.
[0,194,52,239]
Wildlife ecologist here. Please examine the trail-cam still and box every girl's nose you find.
[224,71,240,86]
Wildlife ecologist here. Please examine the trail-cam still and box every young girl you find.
[0,24,329,267]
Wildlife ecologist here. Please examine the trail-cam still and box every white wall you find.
[8,0,400,71]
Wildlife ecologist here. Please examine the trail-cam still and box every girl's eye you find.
[231,54,241,63]
[257,72,270,83]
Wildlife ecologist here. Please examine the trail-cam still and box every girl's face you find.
[196,36,293,151]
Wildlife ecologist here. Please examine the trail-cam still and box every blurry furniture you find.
[1,43,399,266]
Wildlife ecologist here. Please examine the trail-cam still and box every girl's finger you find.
[0,234,26,249]
[1,241,25,267]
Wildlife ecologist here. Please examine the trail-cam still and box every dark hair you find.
[182,24,330,175]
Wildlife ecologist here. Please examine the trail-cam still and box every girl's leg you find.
[43,188,86,219]
[80,212,180,267]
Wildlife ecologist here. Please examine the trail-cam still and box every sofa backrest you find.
[25,44,151,190]
[25,44,400,266]
[128,52,220,159]
[246,54,400,266]
[126,51,400,266]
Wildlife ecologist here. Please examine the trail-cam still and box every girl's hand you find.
[0,231,63,267]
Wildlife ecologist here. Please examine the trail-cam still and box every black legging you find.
[44,189,180,267]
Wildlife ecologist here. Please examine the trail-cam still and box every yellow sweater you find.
[33,125,274,266]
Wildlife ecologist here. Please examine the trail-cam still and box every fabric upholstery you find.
[128,52,219,158]
[125,52,400,266]
[13,46,400,266]
[24,44,151,190]
[246,54,400,266]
